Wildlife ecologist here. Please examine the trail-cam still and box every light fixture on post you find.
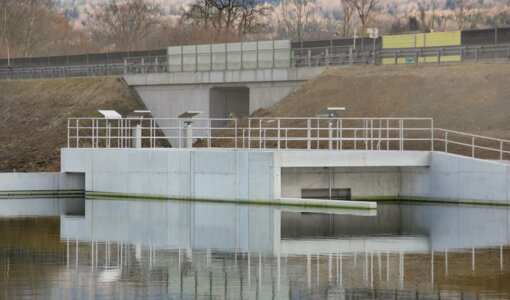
[317,107,346,150]
[97,110,122,148]
[127,110,152,148]
[178,111,203,148]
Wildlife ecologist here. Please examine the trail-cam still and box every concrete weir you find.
[60,148,510,207]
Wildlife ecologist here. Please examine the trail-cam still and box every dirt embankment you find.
[0,77,143,172]
[256,63,510,140]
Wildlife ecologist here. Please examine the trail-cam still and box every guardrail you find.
[67,117,510,161]
[2,44,510,80]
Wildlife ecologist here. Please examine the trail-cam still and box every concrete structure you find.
[60,148,510,206]
[124,66,325,122]
[0,172,84,197]
[123,40,325,128]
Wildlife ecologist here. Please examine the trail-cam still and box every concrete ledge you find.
[86,192,377,210]
[279,197,377,209]
[0,172,85,194]
[279,150,431,167]
[123,67,326,86]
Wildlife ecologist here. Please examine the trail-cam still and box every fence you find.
[66,117,510,161]
[381,44,510,64]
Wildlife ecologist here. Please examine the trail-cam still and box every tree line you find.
[1,0,509,59]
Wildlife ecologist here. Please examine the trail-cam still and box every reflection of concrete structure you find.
[54,200,510,299]
[0,197,84,217]
[61,199,377,255]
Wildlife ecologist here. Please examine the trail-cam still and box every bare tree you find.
[417,0,436,32]
[347,0,379,37]
[453,0,475,30]
[278,0,311,42]
[0,0,54,57]
[182,0,270,42]
[341,0,355,37]
[88,0,161,51]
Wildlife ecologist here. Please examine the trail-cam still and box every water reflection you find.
[0,198,509,299]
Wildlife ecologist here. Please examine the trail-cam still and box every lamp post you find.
[317,107,346,150]
[178,111,203,148]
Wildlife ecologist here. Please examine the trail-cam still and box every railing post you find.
[307,119,311,150]
[207,119,211,148]
[235,119,238,149]
[328,119,333,150]
[67,119,70,148]
[472,136,475,158]
[431,119,434,151]
[500,141,503,160]
[259,119,262,149]
[248,120,251,149]
[277,119,281,150]
[339,119,343,150]
[399,119,403,151]
[444,131,448,153]
[76,119,79,148]
[242,129,245,149]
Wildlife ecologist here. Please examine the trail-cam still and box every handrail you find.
[65,116,510,162]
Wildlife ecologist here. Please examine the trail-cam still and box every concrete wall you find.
[281,167,400,200]
[61,148,510,205]
[168,40,291,72]
[61,148,278,202]
[401,152,510,204]
[0,172,84,193]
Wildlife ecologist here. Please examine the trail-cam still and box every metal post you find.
[277,119,281,150]
[445,131,448,152]
[307,49,311,67]
[339,119,343,150]
[399,119,403,151]
[235,119,238,149]
[67,119,70,148]
[472,136,475,158]
[259,119,262,149]
[328,118,333,150]
[76,119,79,147]
[431,119,434,151]
[307,119,311,150]
[500,141,503,160]
[208,119,211,148]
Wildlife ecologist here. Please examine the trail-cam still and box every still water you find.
[0,198,509,299]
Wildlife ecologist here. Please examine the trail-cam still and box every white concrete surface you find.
[0,172,84,193]
[61,148,510,205]
[123,67,324,86]
[61,148,278,202]
[279,150,430,167]
[281,167,401,199]
[400,152,510,204]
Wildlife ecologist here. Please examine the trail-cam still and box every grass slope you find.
[257,63,510,140]
[0,77,143,172]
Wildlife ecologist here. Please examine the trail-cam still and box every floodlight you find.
[98,110,122,119]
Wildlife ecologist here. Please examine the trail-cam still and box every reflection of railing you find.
[67,116,510,161]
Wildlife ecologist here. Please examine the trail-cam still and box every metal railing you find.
[381,44,510,64]
[2,44,510,80]
[67,116,510,161]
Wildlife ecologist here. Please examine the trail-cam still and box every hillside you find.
[0,77,143,172]
[255,63,510,140]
